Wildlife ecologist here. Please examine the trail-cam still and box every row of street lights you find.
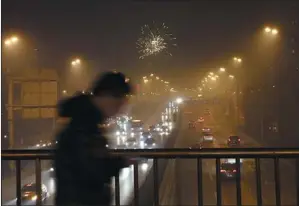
[198,25,279,128]
[4,35,83,69]
[4,36,19,46]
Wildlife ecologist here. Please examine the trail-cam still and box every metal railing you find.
[2,148,299,206]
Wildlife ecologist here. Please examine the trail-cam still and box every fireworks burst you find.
[136,22,176,59]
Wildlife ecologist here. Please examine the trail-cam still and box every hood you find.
[57,94,104,125]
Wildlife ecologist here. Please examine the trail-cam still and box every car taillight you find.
[220,169,226,173]
[238,139,240,142]
[233,169,237,172]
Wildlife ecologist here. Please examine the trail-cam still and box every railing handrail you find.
[2,148,299,160]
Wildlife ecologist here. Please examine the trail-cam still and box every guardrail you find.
[2,148,299,206]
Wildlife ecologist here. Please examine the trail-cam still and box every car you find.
[202,127,211,132]
[144,138,157,148]
[204,109,211,115]
[141,131,152,139]
[188,121,195,128]
[125,138,137,148]
[49,165,55,178]
[197,117,204,123]
[201,132,214,142]
[20,183,48,203]
[160,126,169,135]
[220,163,237,179]
[227,135,241,147]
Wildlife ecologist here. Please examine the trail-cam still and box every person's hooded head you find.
[58,72,133,125]
[91,71,133,117]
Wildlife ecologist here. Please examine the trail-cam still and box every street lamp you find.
[144,79,149,83]
[156,76,160,80]
[219,67,226,72]
[150,73,154,77]
[264,26,278,36]
[233,57,242,63]
[4,36,19,47]
[71,58,81,66]
[229,75,235,79]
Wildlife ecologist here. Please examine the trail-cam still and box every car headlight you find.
[50,167,54,172]
[131,133,135,137]
[116,131,120,135]
[31,195,37,201]
[145,143,147,146]
[153,143,156,146]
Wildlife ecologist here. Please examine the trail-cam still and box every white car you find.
[197,117,204,123]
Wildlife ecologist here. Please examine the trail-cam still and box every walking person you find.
[54,72,133,206]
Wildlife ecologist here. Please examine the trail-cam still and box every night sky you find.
[2,0,292,87]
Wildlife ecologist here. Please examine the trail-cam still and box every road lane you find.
[211,104,297,206]
[2,100,174,206]
[172,102,260,205]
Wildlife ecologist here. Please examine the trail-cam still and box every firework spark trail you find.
[137,22,176,59]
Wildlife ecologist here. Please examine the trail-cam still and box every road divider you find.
[129,109,182,206]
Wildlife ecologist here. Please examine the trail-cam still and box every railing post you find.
[296,158,299,206]
[235,158,242,206]
[274,157,281,206]
[16,160,21,206]
[255,158,263,206]
[153,158,159,206]
[35,158,42,206]
[133,163,139,206]
[215,158,222,206]
[197,158,203,206]
[114,174,120,206]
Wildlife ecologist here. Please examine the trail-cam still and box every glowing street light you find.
[271,29,278,35]
[156,76,160,80]
[233,57,242,63]
[71,58,81,66]
[264,26,278,36]
[229,75,235,79]
[209,72,214,75]
[264,27,271,33]
[211,76,217,81]
[143,76,147,79]
[4,36,19,46]
[144,79,149,83]
[219,67,226,72]
[150,73,154,77]
[176,97,183,104]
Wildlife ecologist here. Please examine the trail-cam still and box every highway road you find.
[171,101,297,206]
[2,99,176,205]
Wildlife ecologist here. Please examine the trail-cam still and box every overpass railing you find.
[2,148,299,206]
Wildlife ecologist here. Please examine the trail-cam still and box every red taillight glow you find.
[238,139,240,142]
[220,169,226,173]
[233,169,237,172]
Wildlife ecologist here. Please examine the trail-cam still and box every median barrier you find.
[129,109,182,206]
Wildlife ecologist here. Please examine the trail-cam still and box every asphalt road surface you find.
[171,101,297,206]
